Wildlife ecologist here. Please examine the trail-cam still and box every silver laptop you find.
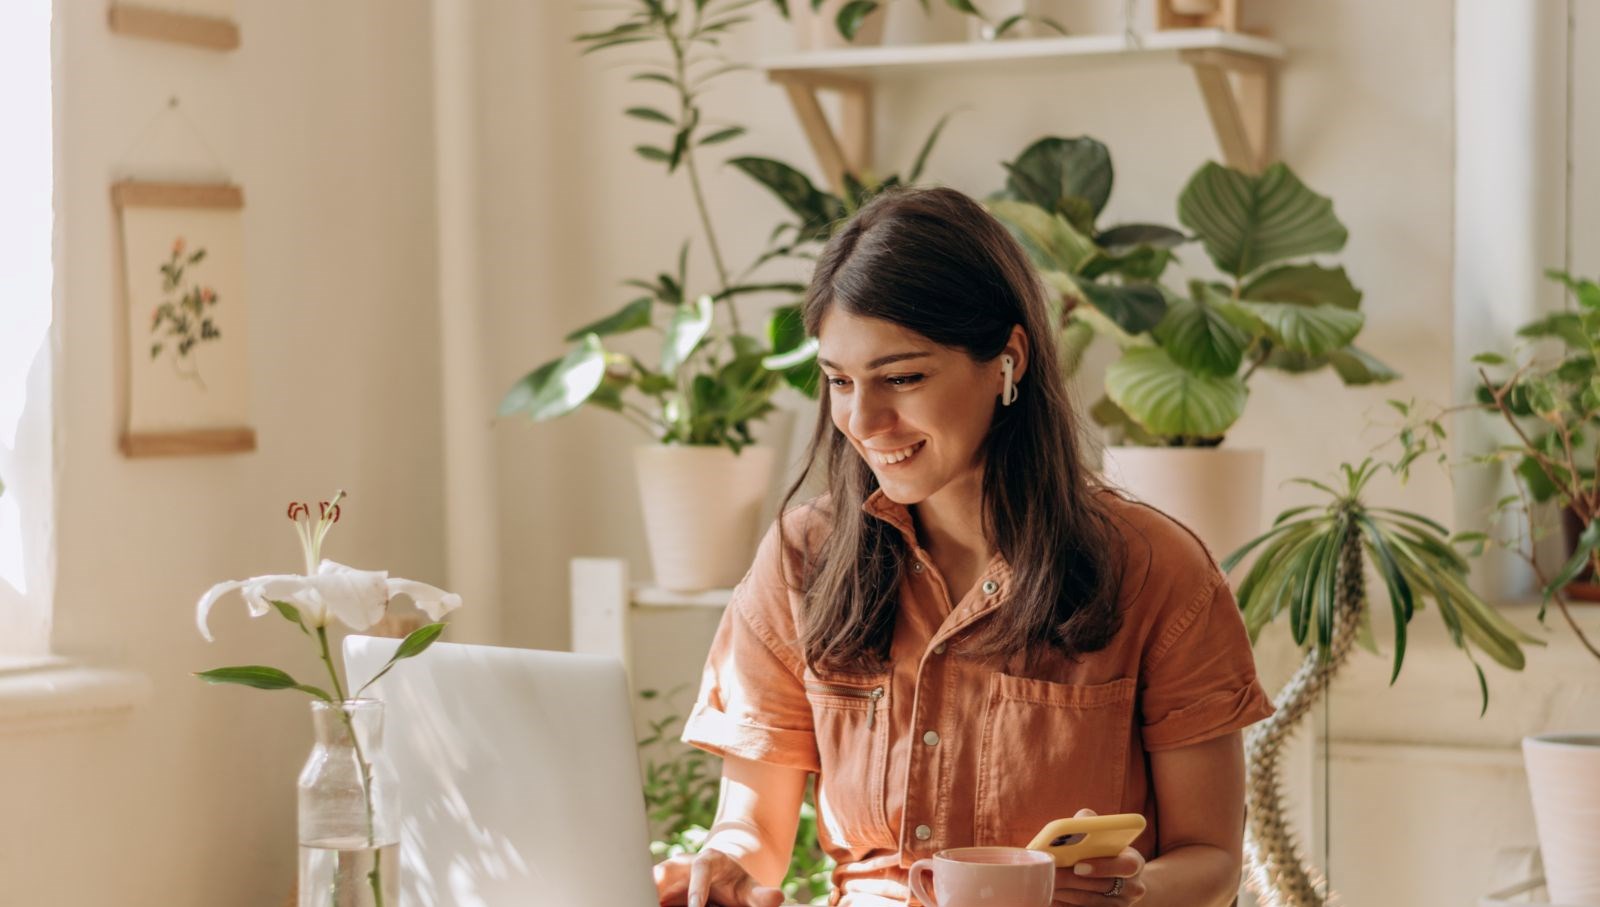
[344,636,660,906]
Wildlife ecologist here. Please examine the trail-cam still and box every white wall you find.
[482,0,1459,659]
[1,3,443,904]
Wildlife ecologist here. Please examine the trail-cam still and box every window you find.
[0,0,55,660]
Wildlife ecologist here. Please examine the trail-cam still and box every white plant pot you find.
[635,445,777,592]
[1523,734,1600,905]
[791,0,887,51]
[1099,445,1264,568]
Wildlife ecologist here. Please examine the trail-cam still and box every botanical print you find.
[149,236,222,389]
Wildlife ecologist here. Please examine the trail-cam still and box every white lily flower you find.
[197,559,462,642]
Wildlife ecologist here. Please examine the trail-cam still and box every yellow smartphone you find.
[1025,813,1147,868]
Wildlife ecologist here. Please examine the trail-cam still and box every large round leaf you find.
[1105,346,1248,440]
[498,333,607,421]
[1154,292,1249,377]
[1179,162,1348,278]
[986,199,1096,274]
[1074,278,1168,336]
[1000,137,1112,226]
[1327,345,1400,384]
[1243,263,1362,309]
[1232,299,1364,356]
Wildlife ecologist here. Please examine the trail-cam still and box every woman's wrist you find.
[1136,843,1241,907]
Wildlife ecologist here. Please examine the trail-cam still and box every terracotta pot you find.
[1098,445,1264,568]
[1559,506,1600,601]
[791,0,887,51]
[1523,734,1600,905]
[634,445,777,591]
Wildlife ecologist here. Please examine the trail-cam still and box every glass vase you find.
[298,699,400,907]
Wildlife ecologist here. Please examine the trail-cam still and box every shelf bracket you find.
[767,71,873,197]
[1181,48,1276,174]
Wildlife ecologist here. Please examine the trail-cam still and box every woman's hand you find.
[1050,809,1147,906]
[653,848,787,907]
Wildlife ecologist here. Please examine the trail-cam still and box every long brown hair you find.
[777,186,1128,673]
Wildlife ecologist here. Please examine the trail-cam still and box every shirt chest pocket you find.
[974,673,1137,848]
[804,672,891,850]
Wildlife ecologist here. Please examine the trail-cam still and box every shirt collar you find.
[860,487,1014,608]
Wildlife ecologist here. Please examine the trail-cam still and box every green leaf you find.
[269,599,311,636]
[1327,345,1400,385]
[625,106,675,125]
[635,145,673,163]
[1517,312,1589,349]
[1094,223,1187,251]
[195,665,331,700]
[661,295,715,374]
[1104,346,1248,440]
[698,126,746,146]
[907,112,955,185]
[767,305,820,396]
[1546,268,1600,310]
[728,156,844,242]
[986,199,1097,274]
[999,136,1113,223]
[1356,513,1413,683]
[834,0,878,39]
[1231,298,1365,356]
[992,13,1024,36]
[1242,264,1362,309]
[1074,279,1169,337]
[563,297,653,341]
[499,333,609,421]
[944,0,980,13]
[1544,517,1600,600]
[356,622,448,696]
[1154,291,1249,377]
[1178,161,1348,278]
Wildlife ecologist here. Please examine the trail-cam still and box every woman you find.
[653,187,1274,907]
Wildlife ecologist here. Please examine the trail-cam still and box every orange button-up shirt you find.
[682,487,1275,906]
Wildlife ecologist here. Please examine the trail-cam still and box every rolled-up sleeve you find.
[1139,571,1275,752]
[681,522,821,773]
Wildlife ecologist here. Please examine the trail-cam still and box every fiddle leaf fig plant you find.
[500,0,822,452]
[989,137,1400,447]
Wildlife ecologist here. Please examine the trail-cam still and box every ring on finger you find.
[1104,877,1124,897]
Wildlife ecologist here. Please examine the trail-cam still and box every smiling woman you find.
[659,186,1275,907]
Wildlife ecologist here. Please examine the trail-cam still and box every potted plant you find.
[779,0,1017,48]
[987,137,1399,560]
[1221,435,1541,907]
[1468,267,1600,904]
[503,3,952,590]
[503,0,829,591]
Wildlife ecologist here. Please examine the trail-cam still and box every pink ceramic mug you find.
[908,846,1055,907]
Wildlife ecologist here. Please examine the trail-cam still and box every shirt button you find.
[923,730,940,746]
[932,643,946,655]
[915,824,932,841]
[982,580,999,595]
[911,561,924,573]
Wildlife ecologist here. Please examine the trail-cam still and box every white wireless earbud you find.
[1001,355,1018,406]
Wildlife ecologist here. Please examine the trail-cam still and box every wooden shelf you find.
[755,28,1284,194]
[632,584,732,610]
[761,28,1283,77]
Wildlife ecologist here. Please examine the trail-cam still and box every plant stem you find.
[316,627,385,907]
[664,3,739,335]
